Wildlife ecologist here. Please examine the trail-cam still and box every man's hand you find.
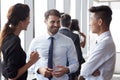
[79,76,85,80]
[92,69,100,76]
[37,67,53,78]
[52,66,69,78]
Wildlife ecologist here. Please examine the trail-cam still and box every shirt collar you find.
[60,26,70,30]
[45,32,60,40]
[96,31,111,44]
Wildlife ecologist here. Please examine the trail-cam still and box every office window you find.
[110,2,120,52]
[93,1,109,6]
[56,0,64,12]
[70,0,76,18]
[34,0,47,37]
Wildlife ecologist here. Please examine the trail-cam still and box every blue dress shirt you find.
[27,32,79,80]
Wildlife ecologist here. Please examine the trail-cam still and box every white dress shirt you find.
[79,31,116,80]
[27,32,79,80]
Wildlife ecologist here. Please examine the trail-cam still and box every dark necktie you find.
[48,37,54,80]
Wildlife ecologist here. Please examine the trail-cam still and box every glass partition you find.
[34,0,47,37]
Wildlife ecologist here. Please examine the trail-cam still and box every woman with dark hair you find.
[0,3,39,80]
[70,19,86,48]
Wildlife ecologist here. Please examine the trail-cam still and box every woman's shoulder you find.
[4,34,20,45]
[2,34,20,52]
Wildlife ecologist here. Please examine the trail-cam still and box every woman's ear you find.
[17,21,22,27]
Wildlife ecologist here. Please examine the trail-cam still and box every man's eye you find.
[51,21,55,23]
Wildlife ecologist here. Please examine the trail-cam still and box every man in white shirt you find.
[78,5,116,80]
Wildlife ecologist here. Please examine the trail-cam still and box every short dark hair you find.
[61,14,71,27]
[44,9,61,19]
[89,5,112,27]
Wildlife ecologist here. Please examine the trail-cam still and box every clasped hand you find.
[39,66,68,78]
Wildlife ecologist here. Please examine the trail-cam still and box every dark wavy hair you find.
[70,19,80,32]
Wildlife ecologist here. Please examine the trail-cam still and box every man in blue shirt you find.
[27,9,79,80]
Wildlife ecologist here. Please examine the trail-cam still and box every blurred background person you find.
[59,14,85,80]
[70,19,86,48]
